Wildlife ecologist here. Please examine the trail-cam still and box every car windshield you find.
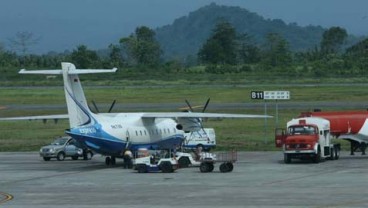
[288,125,316,135]
[51,137,69,145]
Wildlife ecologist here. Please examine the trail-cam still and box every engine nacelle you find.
[176,118,201,132]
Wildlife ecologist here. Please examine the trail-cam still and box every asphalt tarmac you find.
[1,151,368,208]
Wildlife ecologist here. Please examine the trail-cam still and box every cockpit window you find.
[288,125,317,135]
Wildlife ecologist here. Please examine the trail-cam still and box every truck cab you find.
[276,117,340,163]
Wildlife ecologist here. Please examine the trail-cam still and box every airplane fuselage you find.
[66,113,185,156]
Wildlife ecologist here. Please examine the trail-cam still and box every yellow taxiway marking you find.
[0,192,13,204]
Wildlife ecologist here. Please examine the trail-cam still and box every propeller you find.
[90,100,117,113]
[108,100,116,113]
[202,98,210,113]
[183,98,211,135]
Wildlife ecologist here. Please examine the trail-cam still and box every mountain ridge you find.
[155,3,328,60]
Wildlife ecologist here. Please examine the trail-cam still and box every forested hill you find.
[155,3,327,60]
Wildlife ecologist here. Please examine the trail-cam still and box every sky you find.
[0,0,367,54]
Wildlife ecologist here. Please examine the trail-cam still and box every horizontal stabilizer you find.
[19,68,117,75]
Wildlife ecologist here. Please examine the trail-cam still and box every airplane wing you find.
[141,112,271,119]
[0,114,69,121]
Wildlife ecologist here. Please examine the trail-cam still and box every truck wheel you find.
[334,147,340,160]
[57,152,65,161]
[200,162,210,173]
[43,157,51,161]
[312,149,321,163]
[329,147,335,160]
[284,153,291,164]
[178,157,190,168]
[160,162,173,173]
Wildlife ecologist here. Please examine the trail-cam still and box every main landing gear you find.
[105,156,116,166]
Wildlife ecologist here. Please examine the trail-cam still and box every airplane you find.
[0,62,271,165]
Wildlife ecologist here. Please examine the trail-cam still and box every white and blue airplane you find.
[1,62,271,165]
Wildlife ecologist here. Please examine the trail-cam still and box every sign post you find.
[251,91,290,144]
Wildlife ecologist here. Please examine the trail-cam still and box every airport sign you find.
[251,91,290,100]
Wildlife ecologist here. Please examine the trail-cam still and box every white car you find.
[40,137,93,161]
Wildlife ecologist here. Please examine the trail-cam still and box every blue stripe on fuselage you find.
[66,129,184,157]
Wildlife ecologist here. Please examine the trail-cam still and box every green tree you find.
[198,21,237,65]
[344,38,368,72]
[262,33,292,67]
[120,26,162,67]
[320,27,347,54]
[108,44,124,67]
[237,34,261,64]
[70,45,100,68]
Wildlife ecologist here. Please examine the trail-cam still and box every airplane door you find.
[275,128,286,148]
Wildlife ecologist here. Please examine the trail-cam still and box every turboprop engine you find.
[176,98,211,132]
[176,117,202,132]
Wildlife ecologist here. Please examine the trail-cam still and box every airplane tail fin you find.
[19,62,117,128]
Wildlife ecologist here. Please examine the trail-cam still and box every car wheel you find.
[43,157,51,161]
[200,162,210,173]
[160,162,173,173]
[57,152,65,161]
[178,157,190,168]
[137,165,147,173]
[84,151,93,160]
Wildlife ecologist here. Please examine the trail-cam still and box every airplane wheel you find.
[57,152,65,161]
[105,157,111,165]
[111,157,116,165]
